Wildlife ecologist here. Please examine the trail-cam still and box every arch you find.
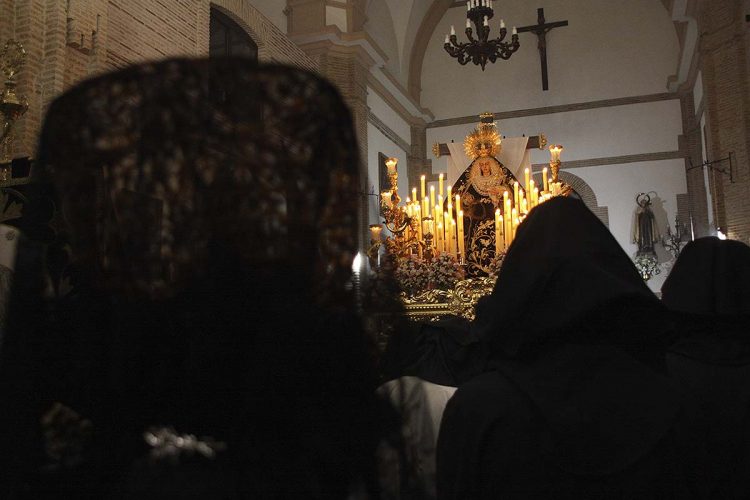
[406,0,451,100]
[558,171,610,227]
[209,0,316,71]
[364,0,400,73]
[209,2,266,54]
[210,6,258,59]
[406,0,678,104]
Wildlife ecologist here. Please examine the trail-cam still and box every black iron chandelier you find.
[444,0,519,70]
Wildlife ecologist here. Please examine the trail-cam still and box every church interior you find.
[0,0,749,498]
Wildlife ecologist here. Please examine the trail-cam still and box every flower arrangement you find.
[430,252,465,290]
[394,252,465,296]
[394,254,430,296]
[633,253,661,281]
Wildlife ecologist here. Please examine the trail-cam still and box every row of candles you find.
[374,145,564,263]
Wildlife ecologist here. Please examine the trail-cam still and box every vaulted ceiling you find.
[363,0,678,101]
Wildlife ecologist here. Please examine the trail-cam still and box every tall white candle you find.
[450,25,455,36]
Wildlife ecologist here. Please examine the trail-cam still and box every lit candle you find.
[533,187,539,207]
[438,194,443,211]
[386,157,398,175]
[504,194,512,247]
[369,224,382,242]
[549,144,563,163]
[445,34,450,44]
[495,208,502,254]
[521,197,527,215]
[425,195,431,218]
[529,179,535,207]
[430,185,435,207]
[543,167,549,193]
[455,193,461,214]
[412,187,417,203]
[500,19,505,29]
[381,191,392,209]
[444,211,450,251]
[512,27,517,35]
[437,222,444,252]
[439,173,444,198]
[513,182,519,211]
[446,186,452,210]
[458,210,465,262]
[451,219,457,258]
[524,167,530,194]
[421,175,426,200]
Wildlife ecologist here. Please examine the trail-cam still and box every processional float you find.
[368,113,572,320]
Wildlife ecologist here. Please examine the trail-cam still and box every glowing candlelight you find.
[412,187,417,203]
[549,144,563,163]
[381,190,392,208]
[495,208,502,254]
[458,209,465,261]
[386,157,398,175]
[369,224,382,242]
[439,173,444,198]
[543,167,549,193]
[524,168,531,194]
[421,175,426,200]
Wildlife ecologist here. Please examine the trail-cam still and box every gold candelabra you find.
[370,135,570,276]
[0,40,28,168]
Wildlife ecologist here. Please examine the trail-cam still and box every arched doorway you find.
[209,7,258,59]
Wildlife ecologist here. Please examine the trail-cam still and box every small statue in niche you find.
[632,193,660,256]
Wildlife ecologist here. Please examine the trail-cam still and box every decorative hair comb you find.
[143,426,227,462]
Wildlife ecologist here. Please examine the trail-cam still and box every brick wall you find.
[698,0,750,241]
[5,0,317,159]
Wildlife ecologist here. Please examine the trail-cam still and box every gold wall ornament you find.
[464,112,502,159]
[0,40,29,164]
[401,276,497,321]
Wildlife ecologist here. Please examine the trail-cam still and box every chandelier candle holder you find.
[444,0,520,70]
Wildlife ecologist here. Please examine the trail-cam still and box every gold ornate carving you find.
[432,142,442,158]
[402,276,497,321]
[464,113,502,159]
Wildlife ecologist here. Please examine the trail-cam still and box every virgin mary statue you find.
[449,115,519,276]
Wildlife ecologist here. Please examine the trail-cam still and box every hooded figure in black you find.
[662,237,750,498]
[0,58,391,499]
[437,197,706,499]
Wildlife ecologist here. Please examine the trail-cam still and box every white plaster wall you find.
[572,159,687,292]
[364,0,402,81]
[246,0,287,33]
[426,99,683,171]
[368,88,412,146]
[422,0,680,119]
[367,122,410,226]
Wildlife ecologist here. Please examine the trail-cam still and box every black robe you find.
[437,197,706,499]
[662,237,750,498]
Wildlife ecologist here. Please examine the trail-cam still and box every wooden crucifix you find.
[517,8,568,91]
